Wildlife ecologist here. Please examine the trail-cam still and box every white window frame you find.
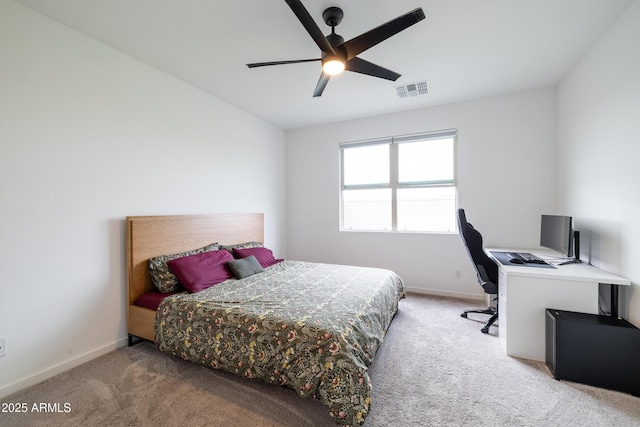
[339,129,458,233]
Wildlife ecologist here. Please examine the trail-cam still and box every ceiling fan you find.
[247,0,426,97]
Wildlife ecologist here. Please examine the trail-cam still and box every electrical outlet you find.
[0,338,6,357]
[455,270,462,279]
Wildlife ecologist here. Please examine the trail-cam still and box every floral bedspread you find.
[155,260,405,425]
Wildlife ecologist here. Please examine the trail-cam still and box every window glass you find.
[342,189,392,231]
[397,187,456,232]
[399,138,454,183]
[343,144,389,186]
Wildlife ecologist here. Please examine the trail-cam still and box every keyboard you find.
[516,252,547,264]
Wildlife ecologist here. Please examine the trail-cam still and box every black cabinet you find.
[546,309,640,397]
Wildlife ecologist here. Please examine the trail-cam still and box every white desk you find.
[486,249,631,362]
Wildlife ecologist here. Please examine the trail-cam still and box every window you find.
[340,130,457,233]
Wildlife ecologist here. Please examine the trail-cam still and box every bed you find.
[126,213,405,425]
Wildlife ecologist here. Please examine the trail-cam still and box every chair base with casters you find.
[461,304,497,334]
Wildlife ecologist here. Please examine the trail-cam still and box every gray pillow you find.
[226,255,264,279]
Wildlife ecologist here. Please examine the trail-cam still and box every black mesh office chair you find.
[457,208,499,333]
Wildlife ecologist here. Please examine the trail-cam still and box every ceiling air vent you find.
[395,81,429,98]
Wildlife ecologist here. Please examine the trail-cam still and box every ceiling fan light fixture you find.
[322,56,345,75]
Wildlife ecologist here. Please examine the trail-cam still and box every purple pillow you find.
[167,250,234,293]
[233,247,283,268]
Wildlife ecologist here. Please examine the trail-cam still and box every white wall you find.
[286,88,557,298]
[557,0,640,325]
[0,1,286,397]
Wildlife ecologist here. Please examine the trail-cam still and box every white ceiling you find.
[14,0,633,130]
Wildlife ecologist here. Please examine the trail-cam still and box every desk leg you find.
[611,284,619,318]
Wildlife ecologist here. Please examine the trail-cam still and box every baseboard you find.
[0,337,129,399]
[404,286,483,301]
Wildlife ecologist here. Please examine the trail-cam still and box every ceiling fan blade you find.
[247,58,321,68]
[285,0,335,54]
[346,57,401,81]
[343,7,425,59]
[313,72,331,97]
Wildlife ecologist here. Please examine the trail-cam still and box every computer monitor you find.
[540,214,575,258]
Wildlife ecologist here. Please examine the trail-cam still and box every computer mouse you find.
[509,257,525,264]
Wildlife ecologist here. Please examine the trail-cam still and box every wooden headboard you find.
[126,213,264,342]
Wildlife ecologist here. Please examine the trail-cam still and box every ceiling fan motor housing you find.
[322,7,344,27]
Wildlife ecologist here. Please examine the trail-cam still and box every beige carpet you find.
[2,294,640,427]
